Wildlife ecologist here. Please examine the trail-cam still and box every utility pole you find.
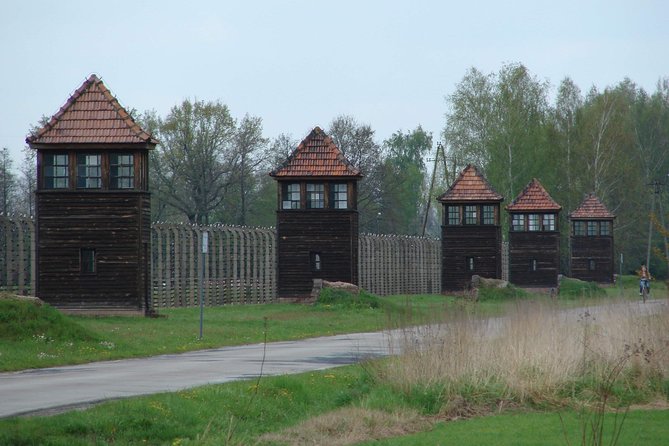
[422,142,447,237]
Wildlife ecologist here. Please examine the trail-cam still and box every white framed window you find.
[528,214,540,231]
[464,205,477,225]
[331,183,348,209]
[542,214,555,231]
[306,183,324,209]
[77,154,102,189]
[43,153,69,189]
[282,183,300,209]
[512,214,525,231]
[448,206,461,225]
[110,153,134,189]
[482,205,495,225]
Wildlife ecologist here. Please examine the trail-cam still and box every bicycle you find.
[640,278,650,303]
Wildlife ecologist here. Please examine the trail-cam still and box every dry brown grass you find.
[259,300,669,445]
[258,407,432,446]
[377,299,669,407]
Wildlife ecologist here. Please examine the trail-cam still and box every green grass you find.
[355,409,669,446]
[0,292,465,372]
[559,277,607,299]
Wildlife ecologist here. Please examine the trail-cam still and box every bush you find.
[559,278,607,299]
[476,285,528,301]
[315,287,385,310]
[0,297,97,342]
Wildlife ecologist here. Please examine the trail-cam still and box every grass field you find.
[0,277,667,445]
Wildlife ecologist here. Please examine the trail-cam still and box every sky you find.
[1,0,667,170]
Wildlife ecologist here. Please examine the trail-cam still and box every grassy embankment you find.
[0,278,667,445]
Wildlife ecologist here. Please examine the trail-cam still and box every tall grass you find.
[373,300,669,414]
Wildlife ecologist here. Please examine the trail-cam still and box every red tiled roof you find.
[437,164,503,202]
[270,127,361,178]
[26,74,158,146]
[506,178,562,211]
[569,194,615,219]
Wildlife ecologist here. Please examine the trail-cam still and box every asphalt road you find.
[0,299,664,419]
[0,330,398,419]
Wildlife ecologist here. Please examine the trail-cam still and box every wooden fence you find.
[151,224,277,308]
[359,234,441,295]
[0,216,35,295]
[1,217,443,307]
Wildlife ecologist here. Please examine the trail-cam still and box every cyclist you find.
[639,264,651,297]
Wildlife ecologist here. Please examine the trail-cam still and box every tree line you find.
[2,63,668,277]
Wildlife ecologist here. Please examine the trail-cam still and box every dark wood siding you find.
[508,231,560,287]
[570,235,614,283]
[35,191,150,312]
[276,210,358,298]
[441,225,502,291]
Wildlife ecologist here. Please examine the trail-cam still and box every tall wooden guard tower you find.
[437,165,503,291]
[27,74,157,314]
[270,127,362,299]
[506,178,562,288]
[569,194,615,283]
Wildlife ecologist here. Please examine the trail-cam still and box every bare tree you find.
[152,99,236,224]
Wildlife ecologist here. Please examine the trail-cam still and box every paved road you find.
[0,331,398,418]
[0,299,664,419]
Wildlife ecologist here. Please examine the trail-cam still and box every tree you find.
[327,115,385,231]
[15,147,36,216]
[152,99,236,224]
[380,126,432,235]
[0,148,17,214]
[443,67,496,172]
[553,77,583,211]
[228,114,269,225]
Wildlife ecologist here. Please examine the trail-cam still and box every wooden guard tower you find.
[437,165,503,291]
[506,178,562,288]
[569,194,615,283]
[26,74,157,315]
[270,127,362,299]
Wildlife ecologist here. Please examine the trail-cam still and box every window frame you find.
[464,205,478,225]
[447,206,461,225]
[306,183,325,209]
[573,221,586,236]
[600,221,611,236]
[542,213,555,231]
[482,205,495,225]
[282,183,301,209]
[512,214,526,232]
[43,153,69,189]
[331,183,348,209]
[310,252,322,272]
[466,256,475,272]
[76,154,102,189]
[528,214,540,231]
[110,153,135,189]
[587,221,598,236]
[80,248,96,274]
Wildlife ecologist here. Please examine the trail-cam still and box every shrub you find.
[0,297,97,342]
[559,278,607,299]
[315,288,385,310]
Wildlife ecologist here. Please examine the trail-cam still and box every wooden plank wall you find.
[0,215,35,295]
[570,236,614,283]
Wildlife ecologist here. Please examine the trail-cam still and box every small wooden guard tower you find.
[270,127,362,299]
[437,165,504,291]
[569,194,615,283]
[506,178,562,288]
[27,74,157,314]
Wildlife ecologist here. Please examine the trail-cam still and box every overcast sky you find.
[1,0,667,168]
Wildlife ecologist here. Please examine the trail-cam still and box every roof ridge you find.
[569,193,615,219]
[437,164,503,202]
[506,178,562,211]
[270,127,362,178]
[26,74,158,145]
